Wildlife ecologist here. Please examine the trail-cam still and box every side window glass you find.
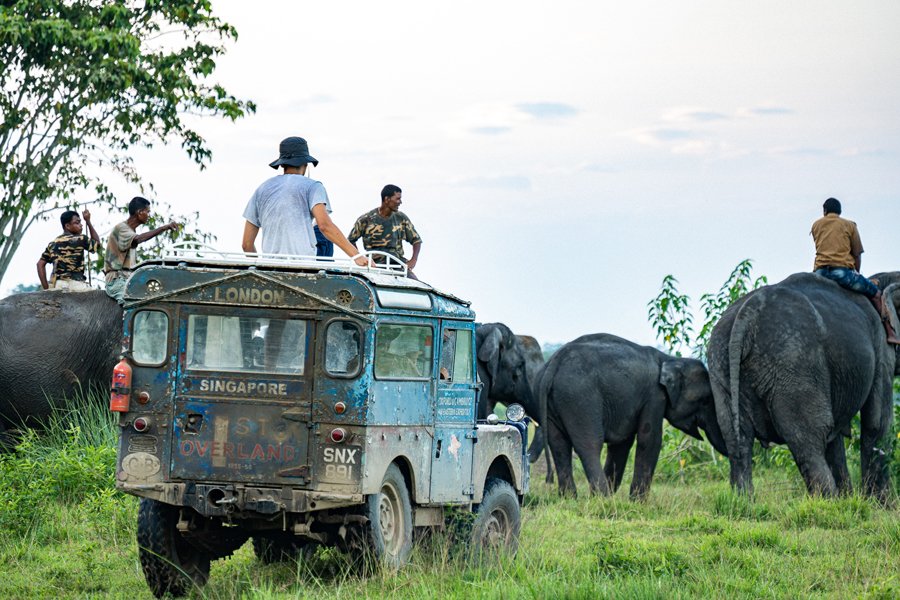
[132,310,168,365]
[325,321,361,376]
[452,329,474,383]
[440,329,474,383]
[374,324,433,379]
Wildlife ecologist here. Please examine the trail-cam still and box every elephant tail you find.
[726,293,762,464]
[529,355,560,464]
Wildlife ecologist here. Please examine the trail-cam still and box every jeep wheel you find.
[252,534,316,564]
[469,478,520,560]
[137,499,211,598]
[364,463,413,568]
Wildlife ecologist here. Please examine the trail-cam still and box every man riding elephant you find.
[811,197,899,344]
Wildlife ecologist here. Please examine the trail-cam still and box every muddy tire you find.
[252,534,316,564]
[362,463,413,568]
[468,478,520,560]
[137,499,211,598]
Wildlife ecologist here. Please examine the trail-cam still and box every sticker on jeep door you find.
[319,446,361,483]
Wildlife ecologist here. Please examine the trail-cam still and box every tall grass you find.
[0,393,898,599]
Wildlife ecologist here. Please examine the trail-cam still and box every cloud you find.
[628,127,695,145]
[738,105,794,117]
[470,126,512,136]
[662,107,729,123]
[516,102,579,120]
[453,175,531,191]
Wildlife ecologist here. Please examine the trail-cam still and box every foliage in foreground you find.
[1,399,899,599]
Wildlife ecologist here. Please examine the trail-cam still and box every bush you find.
[0,392,117,538]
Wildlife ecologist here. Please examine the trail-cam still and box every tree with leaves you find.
[0,0,255,286]
[648,259,767,359]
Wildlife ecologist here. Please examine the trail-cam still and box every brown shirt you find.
[811,213,863,270]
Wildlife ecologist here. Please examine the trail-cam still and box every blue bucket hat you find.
[269,136,319,169]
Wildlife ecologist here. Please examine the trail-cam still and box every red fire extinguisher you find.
[110,356,132,413]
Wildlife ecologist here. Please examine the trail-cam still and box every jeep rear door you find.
[170,308,314,485]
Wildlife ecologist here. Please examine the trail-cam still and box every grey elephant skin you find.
[475,324,552,470]
[536,333,727,499]
[0,290,122,443]
[475,323,541,420]
[707,271,900,502]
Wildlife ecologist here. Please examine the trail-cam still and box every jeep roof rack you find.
[155,244,408,276]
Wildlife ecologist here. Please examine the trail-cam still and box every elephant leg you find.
[772,388,837,496]
[574,436,609,496]
[604,435,634,494]
[824,436,852,495]
[630,416,662,501]
[859,396,891,504]
[547,420,577,497]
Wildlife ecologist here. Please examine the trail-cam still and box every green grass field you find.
[0,402,898,599]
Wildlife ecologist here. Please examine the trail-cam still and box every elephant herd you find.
[2,272,898,503]
[478,270,900,504]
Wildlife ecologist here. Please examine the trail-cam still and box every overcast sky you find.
[5,1,899,348]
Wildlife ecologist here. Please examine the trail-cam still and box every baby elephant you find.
[536,333,727,499]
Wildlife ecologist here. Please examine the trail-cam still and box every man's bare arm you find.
[131,222,180,247]
[312,205,368,266]
[37,259,49,290]
[406,241,422,271]
[242,221,259,253]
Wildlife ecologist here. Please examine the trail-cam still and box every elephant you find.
[475,323,541,420]
[0,290,122,445]
[536,333,727,499]
[707,271,899,502]
[475,324,553,475]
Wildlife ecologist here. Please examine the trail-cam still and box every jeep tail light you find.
[330,428,346,443]
[334,401,346,414]
[133,417,151,433]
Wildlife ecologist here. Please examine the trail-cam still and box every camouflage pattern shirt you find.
[40,233,101,281]
[347,209,422,261]
[104,221,138,274]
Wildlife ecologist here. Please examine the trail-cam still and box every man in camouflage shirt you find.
[37,209,102,291]
[348,184,423,279]
[105,197,180,304]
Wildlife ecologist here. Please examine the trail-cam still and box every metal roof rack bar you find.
[158,243,408,276]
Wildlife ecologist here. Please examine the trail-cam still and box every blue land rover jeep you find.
[112,250,529,597]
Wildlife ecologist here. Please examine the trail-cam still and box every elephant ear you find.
[659,360,683,404]
[477,327,502,365]
[660,360,704,440]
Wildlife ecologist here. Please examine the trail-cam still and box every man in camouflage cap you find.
[37,209,102,291]
[348,184,422,279]
[104,197,180,304]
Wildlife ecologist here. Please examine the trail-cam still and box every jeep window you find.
[132,310,168,365]
[374,324,433,379]
[186,315,308,375]
[439,329,474,383]
[325,321,361,376]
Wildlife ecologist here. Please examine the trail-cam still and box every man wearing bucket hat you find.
[242,136,367,266]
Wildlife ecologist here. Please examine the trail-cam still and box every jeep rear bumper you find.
[117,481,363,517]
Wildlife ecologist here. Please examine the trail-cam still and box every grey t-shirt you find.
[243,174,331,255]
